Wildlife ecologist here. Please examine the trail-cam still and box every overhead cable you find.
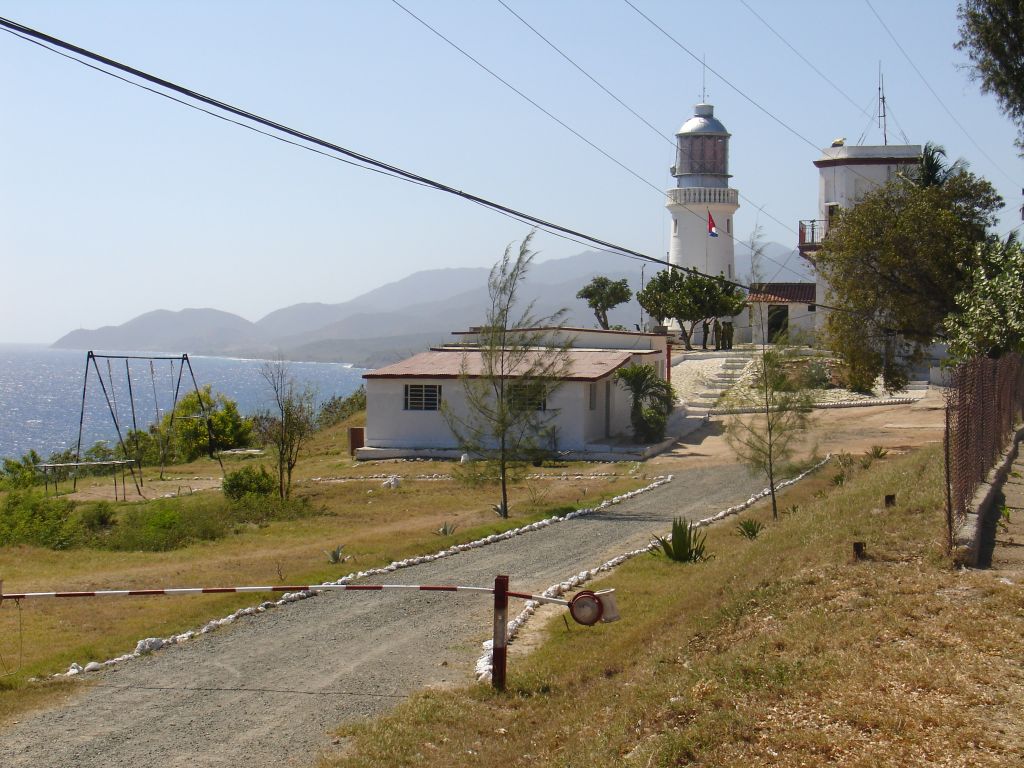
[863,0,1021,189]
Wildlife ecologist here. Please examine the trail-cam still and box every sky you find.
[1,0,1021,343]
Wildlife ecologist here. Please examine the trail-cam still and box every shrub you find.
[1,450,42,489]
[318,386,367,429]
[653,517,711,563]
[637,407,668,443]
[435,521,458,536]
[736,519,764,540]
[0,491,82,549]
[103,498,228,551]
[325,544,349,564]
[795,359,831,389]
[80,502,116,532]
[223,465,276,501]
[230,492,316,524]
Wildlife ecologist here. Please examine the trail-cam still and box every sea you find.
[0,345,367,460]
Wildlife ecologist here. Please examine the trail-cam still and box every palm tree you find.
[911,142,967,187]
[614,364,675,442]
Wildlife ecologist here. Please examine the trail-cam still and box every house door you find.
[604,380,611,438]
[767,305,789,343]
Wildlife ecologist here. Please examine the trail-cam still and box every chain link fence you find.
[944,353,1024,551]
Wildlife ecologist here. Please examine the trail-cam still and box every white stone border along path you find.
[52,456,830,681]
[706,398,915,416]
[474,453,833,681]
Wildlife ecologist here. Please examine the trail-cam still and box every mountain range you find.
[53,244,808,368]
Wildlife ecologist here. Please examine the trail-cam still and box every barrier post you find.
[492,574,508,692]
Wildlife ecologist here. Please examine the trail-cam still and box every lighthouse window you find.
[678,135,727,175]
[727,218,731,234]
[672,218,678,235]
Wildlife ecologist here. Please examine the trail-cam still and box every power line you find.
[495,0,667,144]
[389,0,663,197]
[622,0,822,152]
[391,0,808,281]
[0,15,860,322]
[738,0,873,120]
[0,17,731,287]
[863,0,1021,189]
[493,0,801,243]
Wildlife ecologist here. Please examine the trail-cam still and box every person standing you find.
[713,318,721,351]
[701,319,710,350]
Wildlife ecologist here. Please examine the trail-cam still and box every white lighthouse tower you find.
[666,103,739,280]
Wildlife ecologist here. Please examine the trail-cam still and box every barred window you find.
[510,382,546,412]
[404,384,441,411]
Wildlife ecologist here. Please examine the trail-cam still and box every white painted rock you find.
[135,637,165,654]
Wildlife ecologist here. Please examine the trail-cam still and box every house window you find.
[404,384,441,411]
[589,382,597,410]
[510,382,546,412]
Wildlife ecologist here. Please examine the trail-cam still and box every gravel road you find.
[0,466,766,767]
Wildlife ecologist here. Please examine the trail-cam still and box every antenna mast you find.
[701,54,707,102]
[878,62,888,146]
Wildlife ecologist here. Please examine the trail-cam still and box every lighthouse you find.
[666,103,739,280]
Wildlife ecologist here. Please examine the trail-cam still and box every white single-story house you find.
[356,328,672,460]
[746,283,818,345]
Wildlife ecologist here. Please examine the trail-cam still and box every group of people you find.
[700,318,734,350]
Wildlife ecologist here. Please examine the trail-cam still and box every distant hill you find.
[53,308,263,355]
[52,245,807,367]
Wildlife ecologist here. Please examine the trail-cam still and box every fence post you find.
[492,574,508,692]
[944,400,954,554]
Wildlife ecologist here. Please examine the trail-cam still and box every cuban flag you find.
[707,210,719,238]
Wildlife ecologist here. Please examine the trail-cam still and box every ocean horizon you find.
[0,344,366,460]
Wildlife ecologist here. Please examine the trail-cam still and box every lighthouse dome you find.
[678,103,729,136]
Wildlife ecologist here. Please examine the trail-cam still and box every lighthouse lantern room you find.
[666,103,740,280]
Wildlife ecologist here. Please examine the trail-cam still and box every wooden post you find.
[492,574,509,692]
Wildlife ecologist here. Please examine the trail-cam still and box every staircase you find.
[683,354,751,414]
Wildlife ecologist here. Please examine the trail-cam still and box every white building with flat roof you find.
[798,142,922,334]
[357,327,675,460]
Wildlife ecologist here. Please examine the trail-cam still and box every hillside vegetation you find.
[0,411,651,722]
[326,446,1024,767]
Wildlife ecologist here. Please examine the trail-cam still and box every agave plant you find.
[867,445,889,459]
[325,544,349,564]
[435,520,458,537]
[736,519,764,540]
[653,517,711,563]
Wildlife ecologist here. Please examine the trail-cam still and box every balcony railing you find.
[665,187,738,206]
[798,219,827,251]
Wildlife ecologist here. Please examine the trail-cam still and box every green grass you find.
[0,416,649,723]
[324,446,1024,767]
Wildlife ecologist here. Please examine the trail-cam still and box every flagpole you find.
[705,208,710,273]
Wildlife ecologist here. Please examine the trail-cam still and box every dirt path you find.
[1,466,770,767]
[988,453,1024,582]
[0,394,946,767]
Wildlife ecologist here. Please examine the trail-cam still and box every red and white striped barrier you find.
[0,581,568,606]
[0,577,619,690]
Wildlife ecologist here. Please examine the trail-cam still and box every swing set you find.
[40,352,220,498]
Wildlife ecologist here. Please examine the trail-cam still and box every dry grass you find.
[325,446,1024,767]
[0,418,648,723]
